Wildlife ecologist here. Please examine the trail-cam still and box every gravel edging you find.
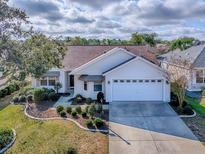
[24,104,108,133]
[179,110,197,118]
[0,129,16,154]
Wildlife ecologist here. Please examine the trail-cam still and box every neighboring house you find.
[32,46,170,102]
[160,44,205,91]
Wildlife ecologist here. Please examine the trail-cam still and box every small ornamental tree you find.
[169,56,191,108]
[54,82,62,94]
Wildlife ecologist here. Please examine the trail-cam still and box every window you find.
[196,70,204,83]
[139,80,143,83]
[145,80,149,83]
[84,81,87,91]
[132,80,137,83]
[113,80,118,83]
[120,80,124,83]
[126,80,131,83]
[94,82,102,91]
[48,77,56,86]
[157,80,162,83]
[151,80,156,83]
[40,77,47,86]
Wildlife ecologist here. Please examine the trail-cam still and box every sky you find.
[9,0,205,40]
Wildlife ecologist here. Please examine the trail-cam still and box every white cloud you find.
[9,0,205,40]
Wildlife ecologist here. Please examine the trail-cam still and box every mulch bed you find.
[182,114,205,142]
[27,103,109,130]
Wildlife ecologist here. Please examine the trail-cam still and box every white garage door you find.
[112,79,163,101]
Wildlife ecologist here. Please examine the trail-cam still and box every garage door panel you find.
[112,79,163,101]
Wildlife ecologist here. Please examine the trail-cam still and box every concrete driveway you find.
[109,102,205,154]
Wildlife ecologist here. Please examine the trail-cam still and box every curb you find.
[179,110,197,118]
[0,129,16,154]
[24,104,108,133]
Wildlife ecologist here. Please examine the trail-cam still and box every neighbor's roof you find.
[160,45,205,67]
[62,45,158,71]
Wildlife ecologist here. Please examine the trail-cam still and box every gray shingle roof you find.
[193,47,205,67]
[160,45,205,68]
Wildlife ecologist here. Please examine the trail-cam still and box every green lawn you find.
[0,105,108,154]
[185,96,205,115]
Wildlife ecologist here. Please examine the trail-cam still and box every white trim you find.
[69,47,136,74]
[103,56,168,77]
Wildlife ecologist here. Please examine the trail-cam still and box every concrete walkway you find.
[109,102,205,154]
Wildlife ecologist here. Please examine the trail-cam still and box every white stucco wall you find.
[105,58,170,102]
[73,75,105,99]
[31,68,67,93]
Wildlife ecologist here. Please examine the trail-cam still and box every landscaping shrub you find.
[86,119,93,128]
[27,95,33,102]
[75,106,82,114]
[88,104,96,118]
[43,88,55,94]
[48,92,59,101]
[56,105,64,113]
[71,110,77,117]
[42,92,49,101]
[94,118,104,128]
[85,105,89,113]
[66,106,72,114]
[8,84,16,93]
[59,110,66,117]
[0,128,13,150]
[67,147,77,154]
[0,90,4,98]
[81,111,87,118]
[97,92,104,103]
[86,97,92,104]
[33,88,45,102]
[183,106,194,115]
[74,94,84,104]
[2,88,8,97]
[19,95,26,102]
[12,97,19,103]
[96,104,103,114]
[5,87,11,95]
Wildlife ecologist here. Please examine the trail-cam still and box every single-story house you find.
[159,44,205,91]
[32,46,170,102]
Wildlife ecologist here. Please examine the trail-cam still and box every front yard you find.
[0,105,108,154]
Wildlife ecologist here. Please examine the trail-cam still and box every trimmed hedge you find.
[0,128,13,150]
[33,88,59,103]
[75,106,82,114]
[71,110,77,117]
[56,105,64,113]
[59,110,66,117]
[0,82,20,99]
[81,111,87,118]
[66,106,72,114]
[94,118,104,128]
[86,119,93,128]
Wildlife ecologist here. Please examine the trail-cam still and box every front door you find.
[70,75,74,87]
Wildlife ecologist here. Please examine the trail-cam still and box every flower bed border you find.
[179,109,196,118]
[0,129,16,154]
[24,104,108,133]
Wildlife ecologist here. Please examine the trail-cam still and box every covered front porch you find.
[66,73,105,99]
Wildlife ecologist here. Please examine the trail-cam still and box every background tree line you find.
[1,0,204,80]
